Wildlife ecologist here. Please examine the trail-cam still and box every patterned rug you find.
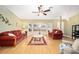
[28,37,47,45]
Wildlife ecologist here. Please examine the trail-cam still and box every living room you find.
[0,5,79,54]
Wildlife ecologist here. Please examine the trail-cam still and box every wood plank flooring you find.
[0,34,63,54]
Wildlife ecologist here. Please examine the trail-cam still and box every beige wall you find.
[0,6,23,33]
[64,13,79,37]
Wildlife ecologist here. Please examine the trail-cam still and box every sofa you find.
[48,29,63,39]
[0,30,26,46]
[59,39,79,54]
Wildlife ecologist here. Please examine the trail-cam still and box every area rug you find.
[28,37,47,45]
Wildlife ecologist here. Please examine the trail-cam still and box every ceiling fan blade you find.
[43,7,53,12]
[38,6,41,12]
[32,11,39,13]
[43,9,50,12]
[38,5,43,12]
[43,13,47,15]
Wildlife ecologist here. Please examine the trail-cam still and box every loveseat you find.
[48,29,63,39]
[0,30,26,46]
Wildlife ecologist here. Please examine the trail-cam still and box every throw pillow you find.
[55,31,58,33]
[8,33,16,37]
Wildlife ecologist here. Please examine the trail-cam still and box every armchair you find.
[59,39,79,54]
[48,29,63,39]
[52,29,63,39]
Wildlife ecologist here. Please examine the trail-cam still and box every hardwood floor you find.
[0,34,63,54]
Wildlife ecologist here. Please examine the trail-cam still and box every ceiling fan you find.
[32,5,53,16]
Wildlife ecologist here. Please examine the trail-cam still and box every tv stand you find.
[72,24,79,39]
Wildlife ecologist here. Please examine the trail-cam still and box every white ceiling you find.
[3,5,79,20]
